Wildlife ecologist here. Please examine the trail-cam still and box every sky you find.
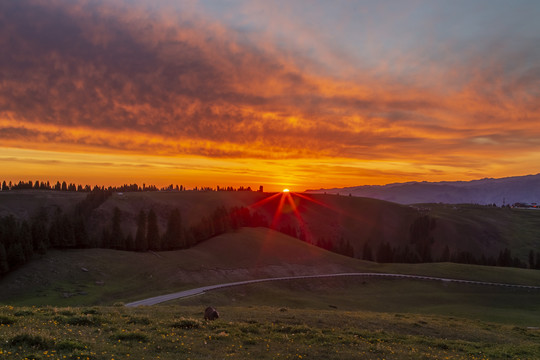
[1,0,539,191]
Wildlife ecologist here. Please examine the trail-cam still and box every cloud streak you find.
[1,0,539,188]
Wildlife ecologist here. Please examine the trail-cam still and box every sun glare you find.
[282,188,290,192]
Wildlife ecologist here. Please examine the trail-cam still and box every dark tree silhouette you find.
[497,248,512,267]
[125,233,135,251]
[135,210,147,252]
[376,242,394,263]
[111,207,124,249]
[146,209,160,251]
[31,209,49,254]
[362,242,374,261]
[19,221,33,261]
[0,242,9,274]
[163,208,183,250]
[440,245,450,262]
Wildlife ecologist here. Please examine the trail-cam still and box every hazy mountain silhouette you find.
[306,174,540,206]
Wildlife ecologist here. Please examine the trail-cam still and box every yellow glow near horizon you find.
[283,189,290,192]
[3,145,539,193]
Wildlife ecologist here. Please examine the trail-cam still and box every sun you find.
[282,188,290,192]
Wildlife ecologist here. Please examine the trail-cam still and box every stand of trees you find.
[356,215,536,269]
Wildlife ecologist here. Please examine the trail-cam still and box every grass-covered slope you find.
[1,227,539,326]
[427,203,540,259]
[0,190,85,220]
[0,228,367,306]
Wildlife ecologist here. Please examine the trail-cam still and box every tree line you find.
[1,180,263,193]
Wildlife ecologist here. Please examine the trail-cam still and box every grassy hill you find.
[426,203,540,259]
[1,227,539,325]
[0,190,85,220]
[0,228,367,306]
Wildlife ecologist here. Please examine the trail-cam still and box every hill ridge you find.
[306,173,540,205]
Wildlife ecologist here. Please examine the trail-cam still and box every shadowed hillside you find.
[93,191,540,264]
[0,228,367,306]
[2,190,540,268]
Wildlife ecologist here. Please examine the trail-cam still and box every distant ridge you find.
[306,173,540,206]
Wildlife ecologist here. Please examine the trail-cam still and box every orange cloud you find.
[1,0,539,189]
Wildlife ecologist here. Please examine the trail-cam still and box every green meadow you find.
[1,228,540,359]
[1,304,540,360]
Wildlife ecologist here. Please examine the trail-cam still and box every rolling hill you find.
[0,228,367,306]
[306,173,540,206]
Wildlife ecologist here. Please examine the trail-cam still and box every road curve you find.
[125,272,540,307]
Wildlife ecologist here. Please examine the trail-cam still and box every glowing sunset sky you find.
[1,0,539,191]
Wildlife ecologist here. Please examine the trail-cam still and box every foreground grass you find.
[1,305,539,360]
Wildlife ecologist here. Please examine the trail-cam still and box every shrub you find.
[128,316,151,325]
[171,318,201,329]
[56,339,86,351]
[14,310,34,317]
[82,308,99,315]
[10,334,53,350]
[0,315,15,325]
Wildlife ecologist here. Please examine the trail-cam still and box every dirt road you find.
[125,272,540,307]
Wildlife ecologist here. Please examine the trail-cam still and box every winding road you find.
[125,272,540,307]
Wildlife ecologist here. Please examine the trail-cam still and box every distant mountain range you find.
[306,173,540,206]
